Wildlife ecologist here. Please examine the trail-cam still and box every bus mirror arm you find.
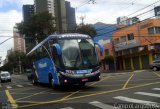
[52,43,62,56]
[94,43,104,56]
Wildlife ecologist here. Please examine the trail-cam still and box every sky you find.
[0,0,159,61]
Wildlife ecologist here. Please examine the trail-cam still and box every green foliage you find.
[104,55,114,64]
[16,11,56,42]
[1,51,28,73]
[76,24,97,38]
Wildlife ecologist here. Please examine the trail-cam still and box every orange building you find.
[112,18,160,70]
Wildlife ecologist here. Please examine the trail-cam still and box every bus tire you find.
[32,75,38,85]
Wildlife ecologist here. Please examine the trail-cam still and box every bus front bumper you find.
[58,72,100,85]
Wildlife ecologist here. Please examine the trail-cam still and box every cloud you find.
[68,0,157,24]
[0,0,34,8]
[0,10,22,60]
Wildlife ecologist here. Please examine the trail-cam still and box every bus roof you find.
[27,33,91,56]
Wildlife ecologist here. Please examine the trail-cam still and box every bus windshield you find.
[58,39,99,69]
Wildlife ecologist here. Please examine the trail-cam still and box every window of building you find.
[148,27,155,35]
[114,38,119,44]
[127,33,134,40]
[148,27,160,35]
[155,27,160,34]
[121,36,126,42]
[105,49,109,55]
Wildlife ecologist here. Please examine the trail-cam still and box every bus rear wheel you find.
[49,75,58,88]
[31,75,38,85]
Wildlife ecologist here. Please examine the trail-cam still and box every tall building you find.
[22,5,34,22]
[54,0,67,33]
[65,1,76,32]
[34,0,55,17]
[34,0,75,33]
[22,5,35,53]
[13,27,25,53]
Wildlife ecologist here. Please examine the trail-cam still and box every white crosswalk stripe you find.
[114,96,159,107]
[60,107,74,109]
[89,101,121,109]
[6,85,12,89]
[135,92,160,97]
[16,85,23,87]
[152,88,160,91]
[27,83,33,86]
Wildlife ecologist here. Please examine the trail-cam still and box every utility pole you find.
[80,16,85,25]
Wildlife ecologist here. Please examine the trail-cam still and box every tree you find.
[2,51,28,73]
[16,11,56,42]
[76,24,97,38]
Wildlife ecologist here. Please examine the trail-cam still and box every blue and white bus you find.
[27,33,103,87]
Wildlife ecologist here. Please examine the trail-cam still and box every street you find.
[0,70,160,109]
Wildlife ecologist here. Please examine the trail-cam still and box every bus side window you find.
[52,47,60,66]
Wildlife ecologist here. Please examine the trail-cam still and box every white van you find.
[0,71,11,82]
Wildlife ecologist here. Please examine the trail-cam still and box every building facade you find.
[13,27,25,53]
[23,5,34,22]
[54,0,67,33]
[112,18,160,70]
[65,1,76,32]
[117,16,140,25]
[22,5,35,53]
[34,0,75,33]
[34,0,55,17]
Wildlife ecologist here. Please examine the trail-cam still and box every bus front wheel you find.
[49,75,58,88]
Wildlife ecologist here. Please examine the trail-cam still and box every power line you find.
[127,0,160,17]
[95,0,160,31]
[96,9,154,32]
[96,15,156,37]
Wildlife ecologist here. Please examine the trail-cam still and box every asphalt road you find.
[0,70,160,109]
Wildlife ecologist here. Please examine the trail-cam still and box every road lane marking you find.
[61,90,80,100]
[152,88,160,91]
[5,90,18,108]
[60,107,74,109]
[89,101,121,109]
[122,74,134,89]
[153,72,160,78]
[0,83,2,87]
[27,83,32,85]
[89,76,110,86]
[61,76,110,100]
[6,85,12,89]
[15,89,51,101]
[16,85,23,87]
[135,92,160,97]
[17,82,160,108]
[114,96,159,106]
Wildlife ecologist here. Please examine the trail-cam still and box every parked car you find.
[150,60,160,71]
[0,71,11,82]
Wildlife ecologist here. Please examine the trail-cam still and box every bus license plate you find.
[82,78,88,82]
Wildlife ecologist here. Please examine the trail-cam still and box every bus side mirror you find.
[52,43,62,56]
[94,43,104,55]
